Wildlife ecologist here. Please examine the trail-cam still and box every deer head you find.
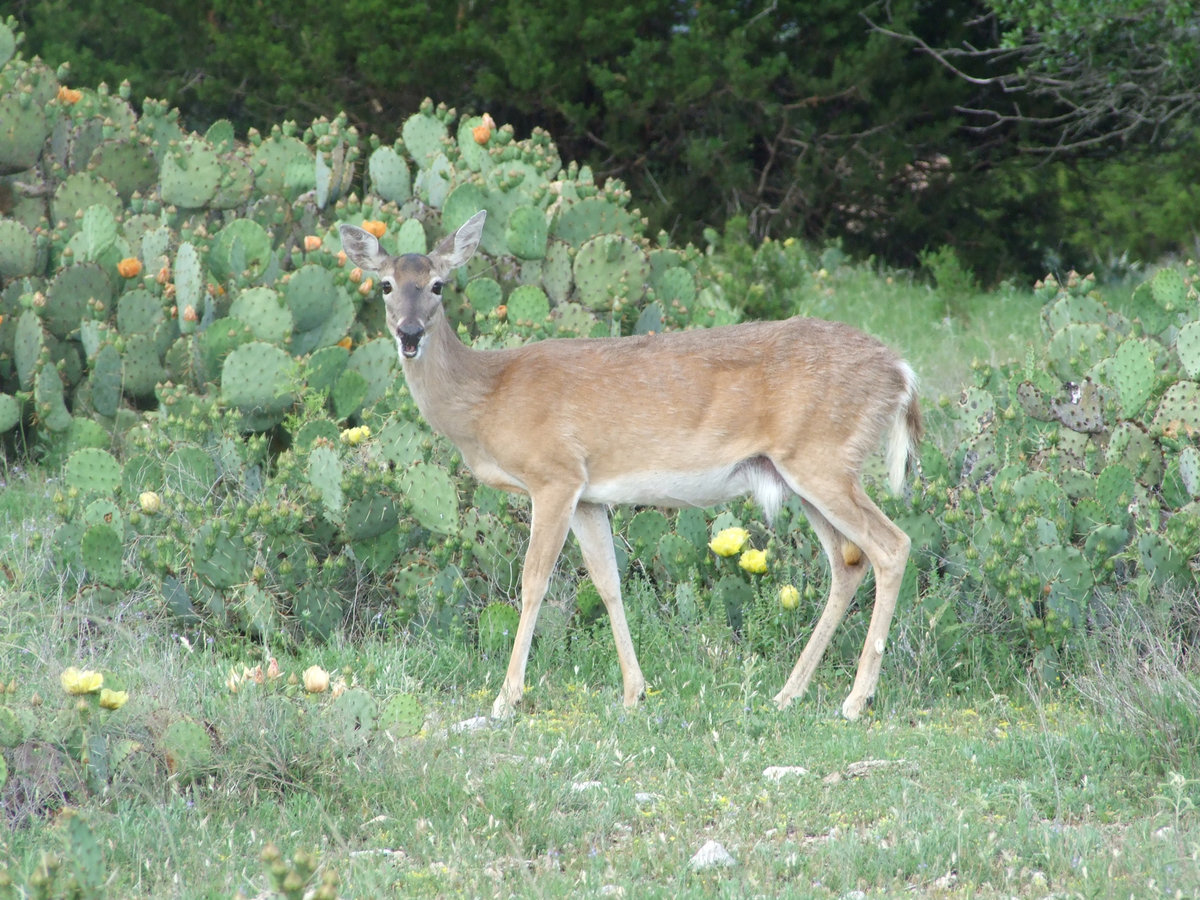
[338,211,486,360]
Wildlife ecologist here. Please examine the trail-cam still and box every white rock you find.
[689,839,735,870]
[763,765,809,782]
[449,716,492,734]
[634,792,659,804]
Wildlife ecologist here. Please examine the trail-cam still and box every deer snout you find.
[396,321,425,359]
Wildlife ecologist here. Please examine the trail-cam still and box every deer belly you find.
[582,457,789,515]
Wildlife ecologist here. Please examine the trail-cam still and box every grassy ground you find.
[2,268,1198,898]
[1,557,1197,899]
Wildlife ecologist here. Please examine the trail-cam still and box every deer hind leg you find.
[571,501,646,706]
[772,498,869,710]
[493,486,579,719]
[773,475,911,719]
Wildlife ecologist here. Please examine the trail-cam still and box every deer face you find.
[380,254,445,359]
[338,211,486,362]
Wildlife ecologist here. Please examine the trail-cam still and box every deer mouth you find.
[397,324,425,359]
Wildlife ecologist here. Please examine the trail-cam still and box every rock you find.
[763,765,809,782]
[689,839,735,870]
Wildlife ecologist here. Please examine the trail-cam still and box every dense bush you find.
[13,1,1198,282]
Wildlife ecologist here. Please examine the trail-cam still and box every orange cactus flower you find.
[182,305,199,323]
[57,86,83,105]
[117,257,142,278]
[336,336,353,350]
[473,124,492,145]
[303,235,322,252]
[348,267,363,284]
[357,278,374,297]
[361,220,386,238]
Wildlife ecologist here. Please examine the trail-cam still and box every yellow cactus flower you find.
[340,425,372,446]
[139,491,162,514]
[779,584,800,610]
[99,688,129,710]
[738,548,769,574]
[60,667,104,695]
[708,527,750,558]
[303,665,330,694]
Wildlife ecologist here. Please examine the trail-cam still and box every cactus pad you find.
[380,693,425,738]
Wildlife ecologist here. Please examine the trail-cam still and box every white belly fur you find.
[581,458,790,521]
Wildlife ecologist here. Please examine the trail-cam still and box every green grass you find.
[2,535,1198,898]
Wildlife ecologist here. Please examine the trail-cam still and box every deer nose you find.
[396,321,425,358]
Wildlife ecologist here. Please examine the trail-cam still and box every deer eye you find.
[431,280,443,296]
[381,280,393,295]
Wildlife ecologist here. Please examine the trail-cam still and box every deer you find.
[339,210,922,721]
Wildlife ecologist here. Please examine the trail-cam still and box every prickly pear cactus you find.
[379,693,425,738]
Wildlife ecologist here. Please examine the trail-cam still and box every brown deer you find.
[339,211,921,720]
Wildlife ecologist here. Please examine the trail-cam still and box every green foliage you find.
[20,0,1172,281]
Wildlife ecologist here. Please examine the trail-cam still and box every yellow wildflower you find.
[60,667,104,695]
[708,527,750,557]
[340,425,372,446]
[738,548,769,574]
[779,584,800,610]
[99,688,129,710]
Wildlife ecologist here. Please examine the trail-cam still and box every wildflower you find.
[708,527,750,558]
[117,257,142,278]
[361,220,386,238]
[60,667,103,695]
[227,668,242,693]
[739,548,769,574]
[266,657,281,680]
[99,688,129,710]
[341,425,371,446]
[779,584,800,610]
[303,665,330,694]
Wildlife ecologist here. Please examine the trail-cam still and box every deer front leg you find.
[492,487,579,719]
[571,501,645,707]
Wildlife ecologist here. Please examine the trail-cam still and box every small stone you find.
[763,765,809,782]
[689,839,735,870]
[450,716,491,734]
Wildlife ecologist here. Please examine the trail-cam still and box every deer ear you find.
[338,224,391,272]
[431,210,486,273]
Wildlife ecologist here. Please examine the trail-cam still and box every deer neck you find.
[399,314,497,445]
